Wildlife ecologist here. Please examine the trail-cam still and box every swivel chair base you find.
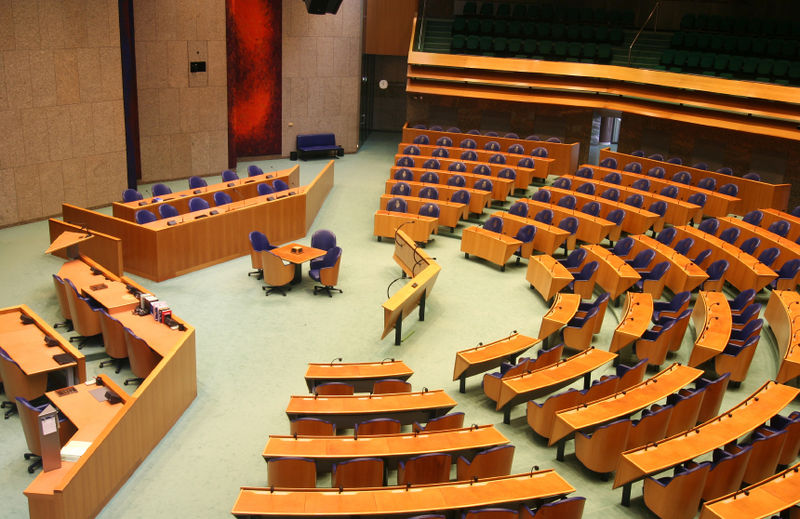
[3,401,18,419]
[54,319,73,332]
[99,357,126,374]
[248,269,263,280]
[313,285,342,298]
[24,452,42,474]
[69,333,101,350]
[263,285,290,296]
[124,377,144,386]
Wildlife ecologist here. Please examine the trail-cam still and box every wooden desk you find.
[538,293,582,340]
[57,260,139,312]
[61,162,333,282]
[526,254,574,301]
[582,244,640,299]
[47,220,124,277]
[402,123,578,175]
[765,290,800,384]
[304,361,413,393]
[381,231,441,344]
[111,167,298,221]
[614,381,800,504]
[0,306,85,386]
[549,363,703,445]
[386,178,491,215]
[610,292,654,353]
[373,210,438,244]
[271,242,326,284]
[718,216,800,288]
[599,149,791,214]
[585,163,740,219]
[673,225,777,291]
[396,142,550,188]
[520,198,615,246]
[379,193,467,230]
[494,348,617,423]
[460,226,523,270]
[700,461,800,519]
[453,333,540,393]
[546,185,663,237]
[629,234,709,293]
[233,470,576,517]
[391,159,515,202]
[562,174,702,227]
[494,212,570,256]
[689,291,732,367]
[285,390,457,429]
[263,425,508,470]
[761,208,800,244]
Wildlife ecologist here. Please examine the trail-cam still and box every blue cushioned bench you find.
[293,133,344,160]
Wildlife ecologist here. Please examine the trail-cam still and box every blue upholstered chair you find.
[420,171,439,184]
[188,198,209,212]
[517,157,534,168]
[631,178,650,191]
[652,291,691,323]
[648,153,664,161]
[432,147,449,158]
[435,136,452,147]
[396,156,415,167]
[419,186,439,200]
[390,182,411,196]
[742,172,761,181]
[310,229,336,269]
[648,201,667,218]
[673,237,693,256]
[601,187,620,201]
[488,153,506,165]
[418,202,439,218]
[738,237,760,255]
[158,204,179,219]
[473,178,492,192]
[666,156,682,164]
[659,185,678,198]
[534,209,553,225]
[509,201,528,217]
[532,189,551,202]
[247,165,263,177]
[697,177,717,191]
[742,210,763,226]
[551,177,571,189]
[581,201,600,217]
[122,188,143,202]
[556,195,576,209]
[248,230,275,278]
[513,225,536,263]
[770,259,800,290]
[473,164,490,176]
[135,209,157,224]
[757,247,780,268]
[450,189,470,205]
[460,149,478,161]
[599,157,617,168]
[647,166,666,178]
[257,183,275,197]
[447,174,466,187]
[559,248,586,271]
[214,192,232,206]
[603,171,622,184]
[767,219,790,238]
[575,167,594,179]
[626,249,656,271]
[531,147,548,157]
[697,218,719,235]
[309,246,342,297]
[702,259,729,291]
[671,171,691,184]
[686,192,706,208]
[386,197,407,213]
[483,216,503,233]
[413,134,429,145]
[152,183,172,196]
[507,143,524,154]
[576,182,595,195]
[222,169,239,182]
[273,179,289,192]
[623,162,642,174]
[460,138,477,149]
[394,168,413,181]
[718,227,740,244]
[693,162,708,170]
[656,227,677,246]
[719,183,738,196]
[624,193,643,208]
[484,140,501,151]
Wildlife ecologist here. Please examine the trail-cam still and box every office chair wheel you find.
[377,237,382,242]
[501,265,506,272]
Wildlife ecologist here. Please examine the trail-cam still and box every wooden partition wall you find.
[47,220,124,277]
[59,162,335,281]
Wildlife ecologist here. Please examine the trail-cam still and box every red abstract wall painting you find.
[226,0,282,159]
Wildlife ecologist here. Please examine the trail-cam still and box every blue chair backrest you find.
[716,167,733,175]
[450,189,470,204]
[603,172,622,184]
[631,150,645,157]
[497,168,515,179]
[625,194,643,208]
[248,165,263,177]
[739,237,759,254]
[623,162,642,173]
[273,179,289,192]
[460,150,477,161]
[448,161,467,173]
[742,172,760,181]
[546,136,561,143]
[515,224,536,243]
[473,164,490,175]
[432,147,449,158]
[135,209,157,224]
[402,145,420,155]
[582,201,600,216]
[647,166,666,178]
[222,170,239,182]
[535,209,553,225]
[422,158,440,170]
[484,140,501,151]
[460,138,477,149]
[599,157,617,169]
[525,134,540,141]
[687,192,706,207]
[394,168,413,181]
[158,204,179,218]
[757,247,779,267]
[249,231,272,252]
[311,230,336,251]
[390,183,410,197]
[719,183,738,196]
[517,157,533,168]
[767,220,790,237]
[509,201,528,217]
[258,183,275,196]
[532,189,551,203]
[667,157,682,164]
[435,136,452,147]
[122,189,143,202]
[576,261,598,280]
[672,171,691,184]
[693,162,708,170]
[575,167,594,179]
[562,248,586,269]
[648,153,664,161]
[697,218,719,235]
[419,186,439,200]
[474,178,492,191]
[447,175,466,187]
[576,182,595,195]
[707,259,729,280]
[612,237,634,256]
[419,203,439,218]
[508,143,524,154]
[413,135,429,145]
[778,258,800,278]
[648,201,667,217]
[152,183,172,196]
[397,156,415,167]
[558,216,578,234]
[484,216,503,233]
[556,195,576,209]
[188,198,209,211]
[531,147,548,157]
[742,210,763,226]
[189,176,207,189]
[673,237,693,255]
[631,178,650,191]
[697,177,716,190]
[659,185,678,198]
[656,227,677,245]
[387,197,407,213]
[214,192,232,206]
[601,188,619,201]
[488,153,506,164]
[552,177,571,189]
[420,171,439,184]
[607,208,625,225]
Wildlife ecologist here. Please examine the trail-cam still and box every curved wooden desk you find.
[233,470,576,517]
[599,149,791,214]
[495,212,570,256]
[584,164,740,219]
[304,361,413,393]
[285,390,457,429]
[610,292,654,353]
[263,425,509,470]
[25,256,196,519]
[673,225,777,292]
[562,174,702,227]
[718,216,800,289]
[526,254,574,301]
[689,291,733,368]
[765,290,800,385]
[111,167,298,221]
[519,198,615,247]
[391,156,516,201]
[549,363,703,445]
[453,332,539,393]
[460,226,523,270]
[373,210,439,244]
[379,194,467,230]
[389,165,514,203]
[699,461,800,519]
[385,178,490,215]
[613,381,800,505]
[546,186,662,237]
[538,293,581,341]
[395,143,548,188]
[628,234,709,293]
[582,245,640,299]
[0,305,85,387]
[402,124,579,175]
[495,348,616,423]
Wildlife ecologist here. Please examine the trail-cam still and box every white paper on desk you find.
[61,440,92,461]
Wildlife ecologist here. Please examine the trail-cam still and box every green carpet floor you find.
[0,131,796,518]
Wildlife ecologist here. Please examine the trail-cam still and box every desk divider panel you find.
[48,219,124,277]
[304,161,335,233]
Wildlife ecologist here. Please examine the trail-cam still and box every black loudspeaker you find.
[303,0,342,15]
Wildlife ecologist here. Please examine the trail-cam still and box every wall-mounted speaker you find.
[303,0,342,15]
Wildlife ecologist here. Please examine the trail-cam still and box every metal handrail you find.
[628,1,661,66]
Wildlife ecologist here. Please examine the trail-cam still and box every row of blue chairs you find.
[551,178,676,216]
[411,124,562,144]
[121,165,276,202]
[590,161,741,196]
